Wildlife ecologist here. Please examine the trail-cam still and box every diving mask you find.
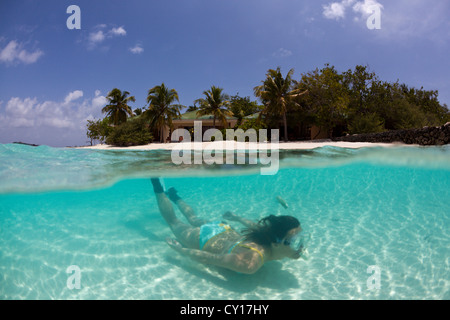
[285,231,311,254]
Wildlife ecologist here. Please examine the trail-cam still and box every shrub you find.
[348,113,385,134]
[234,118,269,141]
[106,118,153,146]
[86,117,113,145]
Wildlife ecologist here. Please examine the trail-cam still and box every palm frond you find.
[102,88,135,126]
[145,83,181,141]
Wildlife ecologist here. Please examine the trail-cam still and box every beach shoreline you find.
[76,140,407,151]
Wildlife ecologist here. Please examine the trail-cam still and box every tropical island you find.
[86,64,450,147]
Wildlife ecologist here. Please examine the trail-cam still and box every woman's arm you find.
[167,238,262,274]
[222,211,257,229]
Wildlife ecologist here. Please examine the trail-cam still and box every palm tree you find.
[253,67,307,141]
[102,88,135,126]
[194,86,232,128]
[186,105,199,112]
[144,83,182,142]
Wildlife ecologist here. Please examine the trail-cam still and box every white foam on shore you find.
[78,141,404,151]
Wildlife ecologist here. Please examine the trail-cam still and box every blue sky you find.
[0,0,449,147]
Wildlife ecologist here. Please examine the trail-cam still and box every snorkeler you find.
[151,178,308,274]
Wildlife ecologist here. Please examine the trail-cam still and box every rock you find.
[332,124,450,146]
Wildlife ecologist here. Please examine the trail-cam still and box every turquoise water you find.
[0,143,449,299]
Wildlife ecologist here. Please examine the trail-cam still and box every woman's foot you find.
[166,187,181,202]
[223,211,237,221]
[150,178,165,193]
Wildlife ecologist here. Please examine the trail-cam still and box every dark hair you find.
[242,215,300,248]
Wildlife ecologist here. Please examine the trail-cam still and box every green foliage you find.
[86,64,449,145]
[86,117,112,145]
[229,95,262,125]
[238,117,267,131]
[186,105,199,112]
[102,88,135,126]
[204,118,268,142]
[144,83,182,142]
[254,67,307,141]
[296,64,350,134]
[348,113,385,134]
[195,86,232,128]
[366,80,447,130]
[235,118,268,141]
[295,64,450,137]
[343,65,376,115]
[105,118,153,146]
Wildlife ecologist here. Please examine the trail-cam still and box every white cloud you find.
[91,90,107,109]
[321,0,447,44]
[323,2,347,20]
[64,90,84,104]
[129,44,144,54]
[10,117,35,128]
[0,90,106,132]
[0,90,107,145]
[110,26,127,36]
[3,96,71,129]
[322,0,383,21]
[4,97,38,127]
[0,40,43,65]
[88,30,105,44]
[87,25,127,49]
[353,0,383,18]
[273,48,293,58]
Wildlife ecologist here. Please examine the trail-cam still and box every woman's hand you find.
[223,211,257,228]
[165,237,262,274]
[165,237,184,254]
[222,211,238,221]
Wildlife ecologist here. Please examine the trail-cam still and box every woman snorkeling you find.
[151,178,308,274]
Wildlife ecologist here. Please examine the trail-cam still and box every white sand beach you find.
[78,140,403,151]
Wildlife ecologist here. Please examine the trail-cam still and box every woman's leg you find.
[151,178,200,249]
[166,187,208,227]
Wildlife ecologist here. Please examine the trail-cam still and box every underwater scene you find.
[0,143,449,299]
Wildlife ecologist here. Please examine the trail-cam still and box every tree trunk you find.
[283,112,288,142]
